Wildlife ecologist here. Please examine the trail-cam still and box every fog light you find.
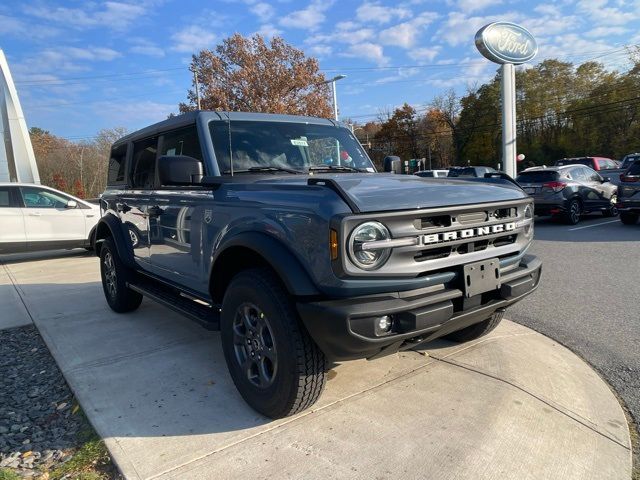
[375,315,393,336]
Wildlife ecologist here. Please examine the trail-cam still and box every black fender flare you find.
[94,214,136,268]
[211,232,320,298]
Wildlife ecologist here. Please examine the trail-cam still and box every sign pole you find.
[501,63,517,178]
[475,22,537,178]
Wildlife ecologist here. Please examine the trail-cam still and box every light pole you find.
[320,74,346,121]
[353,126,370,149]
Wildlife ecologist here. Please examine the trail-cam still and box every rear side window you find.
[130,137,158,189]
[161,125,203,161]
[107,144,127,185]
[516,171,558,183]
[0,187,15,207]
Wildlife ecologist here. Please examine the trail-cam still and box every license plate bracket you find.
[463,258,501,298]
[523,187,536,194]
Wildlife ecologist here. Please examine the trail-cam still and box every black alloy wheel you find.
[99,237,143,313]
[220,268,326,418]
[565,199,581,225]
[232,303,278,389]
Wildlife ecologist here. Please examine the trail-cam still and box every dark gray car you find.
[94,111,541,418]
[617,160,640,225]
[516,165,618,224]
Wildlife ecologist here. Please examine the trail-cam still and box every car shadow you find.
[533,214,638,242]
[0,249,92,265]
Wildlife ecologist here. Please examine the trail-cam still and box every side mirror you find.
[602,176,610,183]
[66,200,78,208]
[158,155,203,186]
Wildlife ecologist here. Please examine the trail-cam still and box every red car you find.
[554,156,618,172]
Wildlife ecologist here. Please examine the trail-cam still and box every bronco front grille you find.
[339,198,532,277]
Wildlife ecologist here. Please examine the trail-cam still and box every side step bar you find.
[127,276,220,331]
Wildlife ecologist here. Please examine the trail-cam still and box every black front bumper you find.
[297,255,542,361]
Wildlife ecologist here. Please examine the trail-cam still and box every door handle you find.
[29,212,42,216]
[116,202,131,213]
[147,206,163,217]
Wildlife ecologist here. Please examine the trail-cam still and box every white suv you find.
[0,183,100,253]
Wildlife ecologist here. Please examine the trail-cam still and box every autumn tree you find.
[374,104,422,161]
[180,34,332,117]
[29,127,127,198]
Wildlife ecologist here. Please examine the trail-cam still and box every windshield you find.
[448,167,480,177]
[209,120,375,174]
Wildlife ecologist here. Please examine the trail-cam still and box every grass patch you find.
[0,469,20,480]
[49,435,111,480]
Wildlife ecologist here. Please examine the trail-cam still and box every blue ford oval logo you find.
[475,22,538,64]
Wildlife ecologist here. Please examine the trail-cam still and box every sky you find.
[1,0,639,141]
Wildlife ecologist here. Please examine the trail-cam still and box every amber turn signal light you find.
[330,229,338,260]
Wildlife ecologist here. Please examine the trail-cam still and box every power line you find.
[14,44,637,87]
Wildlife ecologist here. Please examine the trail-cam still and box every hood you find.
[256,173,528,213]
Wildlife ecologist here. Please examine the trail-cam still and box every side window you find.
[161,125,203,161]
[572,167,586,182]
[20,187,70,209]
[130,137,158,189]
[0,187,16,207]
[581,167,599,182]
[107,144,127,185]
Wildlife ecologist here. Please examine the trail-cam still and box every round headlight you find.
[523,204,534,238]
[348,221,391,270]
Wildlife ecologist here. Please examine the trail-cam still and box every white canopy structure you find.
[0,49,40,183]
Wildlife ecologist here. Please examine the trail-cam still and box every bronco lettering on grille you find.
[421,222,516,245]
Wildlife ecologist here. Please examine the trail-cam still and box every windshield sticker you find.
[290,138,308,147]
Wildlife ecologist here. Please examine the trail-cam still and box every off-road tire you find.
[221,268,326,418]
[444,310,505,343]
[564,199,582,225]
[100,237,143,313]
[620,212,639,225]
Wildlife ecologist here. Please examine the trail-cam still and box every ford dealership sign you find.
[475,22,538,65]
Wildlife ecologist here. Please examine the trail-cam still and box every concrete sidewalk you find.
[0,252,632,480]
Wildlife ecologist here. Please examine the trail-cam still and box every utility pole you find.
[192,67,201,110]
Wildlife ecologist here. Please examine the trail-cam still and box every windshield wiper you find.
[308,165,365,173]
[223,166,303,174]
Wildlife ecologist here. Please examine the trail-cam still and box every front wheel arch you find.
[209,235,320,304]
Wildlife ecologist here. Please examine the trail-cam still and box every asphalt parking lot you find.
[510,214,640,463]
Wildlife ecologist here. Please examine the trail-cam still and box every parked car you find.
[617,160,640,225]
[95,111,540,418]
[516,165,618,224]
[619,153,640,171]
[0,183,100,253]
[554,156,618,172]
[447,166,497,177]
[415,169,449,178]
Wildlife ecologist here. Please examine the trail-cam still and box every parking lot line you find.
[568,219,620,231]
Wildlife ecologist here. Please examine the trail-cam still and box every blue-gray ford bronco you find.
[95,111,541,418]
